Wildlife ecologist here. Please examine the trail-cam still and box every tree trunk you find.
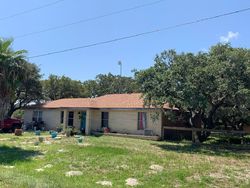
[189,112,202,143]
[206,102,224,129]
[0,98,10,131]
[189,112,211,143]
[7,106,17,118]
[0,98,9,121]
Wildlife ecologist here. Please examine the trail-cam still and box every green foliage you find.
[0,38,43,118]
[136,44,250,130]
[42,73,139,100]
[7,62,43,117]
[0,38,35,119]
[42,75,84,100]
[12,109,24,119]
[94,73,139,96]
[82,73,139,97]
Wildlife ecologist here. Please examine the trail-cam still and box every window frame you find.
[60,111,64,124]
[137,112,147,130]
[101,112,109,128]
[32,110,43,122]
[68,111,74,126]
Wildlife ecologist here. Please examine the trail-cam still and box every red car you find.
[0,118,22,133]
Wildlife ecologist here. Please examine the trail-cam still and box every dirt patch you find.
[186,174,201,182]
[58,149,66,153]
[209,172,230,179]
[125,178,139,186]
[65,171,83,177]
[44,164,53,168]
[35,168,44,172]
[150,164,163,172]
[44,141,51,145]
[0,138,10,141]
[116,164,129,170]
[96,181,112,186]
[78,143,91,147]
[3,165,15,169]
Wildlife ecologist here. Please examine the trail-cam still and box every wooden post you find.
[192,130,200,144]
[192,130,195,143]
[85,110,92,135]
[63,110,68,131]
[241,134,244,145]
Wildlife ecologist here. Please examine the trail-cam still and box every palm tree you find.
[0,38,28,121]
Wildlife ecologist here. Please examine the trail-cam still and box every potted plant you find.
[14,128,22,136]
[66,126,73,137]
[38,136,44,142]
[56,124,63,133]
[103,127,110,133]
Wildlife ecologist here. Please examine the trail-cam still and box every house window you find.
[32,111,43,122]
[68,111,74,126]
[138,112,147,130]
[60,111,64,124]
[101,112,109,127]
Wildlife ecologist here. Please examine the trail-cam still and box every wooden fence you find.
[163,126,247,143]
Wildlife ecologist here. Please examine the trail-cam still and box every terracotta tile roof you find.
[30,93,172,109]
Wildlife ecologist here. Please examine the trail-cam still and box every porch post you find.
[85,109,92,135]
[63,109,68,131]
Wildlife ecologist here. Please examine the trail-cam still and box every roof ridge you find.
[25,93,174,110]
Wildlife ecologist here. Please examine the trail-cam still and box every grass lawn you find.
[0,132,250,188]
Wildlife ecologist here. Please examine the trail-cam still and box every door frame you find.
[80,111,86,134]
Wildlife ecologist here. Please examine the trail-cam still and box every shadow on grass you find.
[90,132,104,138]
[152,141,250,159]
[0,145,43,165]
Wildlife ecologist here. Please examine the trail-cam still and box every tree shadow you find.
[90,132,104,137]
[0,145,43,165]
[152,141,250,159]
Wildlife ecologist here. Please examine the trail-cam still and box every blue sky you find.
[1,0,250,81]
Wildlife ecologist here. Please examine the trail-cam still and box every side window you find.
[101,112,109,127]
[38,111,43,122]
[32,111,43,122]
[68,111,74,126]
[60,111,64,124]
[32,111,38,121]
[138,112,147,130]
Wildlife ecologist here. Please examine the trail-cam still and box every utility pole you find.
[118,61,122,93]
[118,61,122,77]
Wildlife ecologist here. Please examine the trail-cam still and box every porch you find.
[61,109,92,135]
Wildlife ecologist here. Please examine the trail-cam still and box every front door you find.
[80,112,86,133]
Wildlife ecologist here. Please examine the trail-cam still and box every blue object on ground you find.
[77,136,84,143]
[51,131,58,138]
[35,130,40,136]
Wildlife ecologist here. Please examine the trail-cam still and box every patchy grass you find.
[0,132,250,188]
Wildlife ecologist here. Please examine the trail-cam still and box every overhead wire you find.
[15,0,166,39]
[0,0,65,21]
[28,7,250,59]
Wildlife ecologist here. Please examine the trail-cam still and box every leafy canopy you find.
[136,44,250,129]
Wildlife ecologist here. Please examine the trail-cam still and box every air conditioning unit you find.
[144,129,153,136]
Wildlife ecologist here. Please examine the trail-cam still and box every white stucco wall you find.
[90,110,102,131]
[24,108,162,136]
[90,109,162,137]
[24,109,60,130]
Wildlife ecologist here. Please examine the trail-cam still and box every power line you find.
[15,0,166,39]
[0,0,65,22]
[29,7,250,59]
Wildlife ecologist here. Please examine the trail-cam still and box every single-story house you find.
[23,93,176,138]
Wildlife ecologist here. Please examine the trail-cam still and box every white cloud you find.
[220,31,239,43]
[200,48,208,53]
